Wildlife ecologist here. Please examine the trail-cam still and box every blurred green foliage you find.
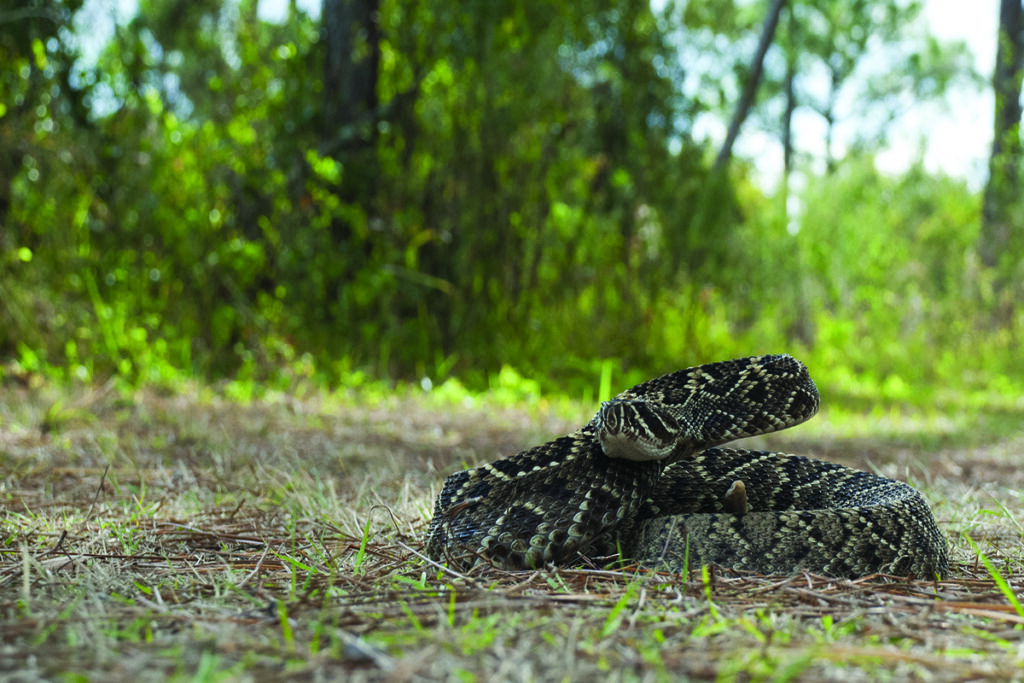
[0,0,1020,404]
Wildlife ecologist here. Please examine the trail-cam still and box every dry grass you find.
[1,381,1023,681]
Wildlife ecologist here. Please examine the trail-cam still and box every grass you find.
[1,377,1024,681]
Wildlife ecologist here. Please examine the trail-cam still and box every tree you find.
[714,0,787,172]
[0,0,87,226]
[321,0,381,154]
[0,0,90,359]
[0,0,741,380]
[787,0,964,174]
[979,0,1024,273]
[686,0,974,179]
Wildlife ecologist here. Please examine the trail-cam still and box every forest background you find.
[3,0,1024,410]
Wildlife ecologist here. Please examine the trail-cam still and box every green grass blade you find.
[965,535,1024,619]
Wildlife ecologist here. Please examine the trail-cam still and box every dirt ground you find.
[1,383,1023,680]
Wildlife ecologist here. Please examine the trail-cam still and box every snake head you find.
[597,398,682,461]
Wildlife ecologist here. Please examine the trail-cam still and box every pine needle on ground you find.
[1,384,1022,681]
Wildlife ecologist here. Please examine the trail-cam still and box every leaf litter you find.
[1,383,1022,681]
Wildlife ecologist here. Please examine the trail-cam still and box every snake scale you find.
[425,355,949,578]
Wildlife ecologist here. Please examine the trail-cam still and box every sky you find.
[883,0,996,189]
[699,0,999,192]
[859,0,998,188]
[901,0,995,187]
[77,0,1001,191]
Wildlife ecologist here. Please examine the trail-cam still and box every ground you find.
[1,381,1022,681]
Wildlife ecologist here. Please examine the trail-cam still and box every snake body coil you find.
[425,355,948,578]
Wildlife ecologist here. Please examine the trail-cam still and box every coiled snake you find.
[425,355,948,578]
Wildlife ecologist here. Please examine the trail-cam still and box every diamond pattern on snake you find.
[425,354,948,578]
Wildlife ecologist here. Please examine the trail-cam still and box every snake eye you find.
[599,401,621,430]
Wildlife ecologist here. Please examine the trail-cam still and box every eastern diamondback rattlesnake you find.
[425,355,948,578]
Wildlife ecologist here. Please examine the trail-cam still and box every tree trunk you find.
[321,0,381,153]
[980,0,1024,270]
[782,63,796,176]
[823,65,839,175]
[714,0,788,172]
[781,5,797,178]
